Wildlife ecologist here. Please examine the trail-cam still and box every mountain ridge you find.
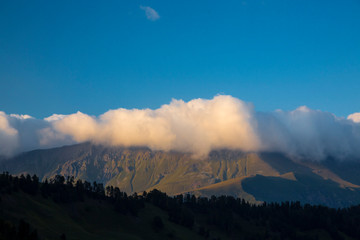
[1,142,360,207]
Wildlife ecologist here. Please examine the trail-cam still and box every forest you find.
[1,172,360,240]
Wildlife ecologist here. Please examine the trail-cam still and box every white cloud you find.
[9,114,33,120]
[51,96,259,157]
[44,114,66,122]
[0,112,18,156]
[257,108,360,160]
[0,95,360,161]
[140,5,160,21]
[348,113,360,123]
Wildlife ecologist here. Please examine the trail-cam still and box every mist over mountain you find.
[1,95,360,161]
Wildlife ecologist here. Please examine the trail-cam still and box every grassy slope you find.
[188,172,297,203]
[0,192,203,240]
[188,176,259,203]
[242,174,360,208]
[148,152,280,195]
[2,191,347,240]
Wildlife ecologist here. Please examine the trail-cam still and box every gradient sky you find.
[0,0,359,118]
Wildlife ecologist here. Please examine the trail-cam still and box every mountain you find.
[1,142,360,208]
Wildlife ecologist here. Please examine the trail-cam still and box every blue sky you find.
[0,0,359,118]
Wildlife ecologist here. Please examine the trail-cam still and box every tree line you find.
[1,172,360,240]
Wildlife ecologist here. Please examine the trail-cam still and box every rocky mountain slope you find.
[1,142,360,207]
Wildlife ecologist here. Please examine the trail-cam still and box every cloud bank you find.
[1,95,360,161]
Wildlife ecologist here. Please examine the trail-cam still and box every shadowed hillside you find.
[2,172,360,240]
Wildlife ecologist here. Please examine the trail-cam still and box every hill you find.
[1,173,360,240]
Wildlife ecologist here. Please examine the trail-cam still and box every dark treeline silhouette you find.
[0,219,38,240]
[1,172,360,240]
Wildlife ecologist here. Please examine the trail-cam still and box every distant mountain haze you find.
[2,142,360,208]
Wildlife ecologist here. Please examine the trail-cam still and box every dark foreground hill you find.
[1,173,360,240]
[1,143,360,207]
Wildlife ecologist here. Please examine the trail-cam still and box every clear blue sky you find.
[1,0,359,118]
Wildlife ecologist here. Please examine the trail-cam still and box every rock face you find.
[2,142,360,207]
